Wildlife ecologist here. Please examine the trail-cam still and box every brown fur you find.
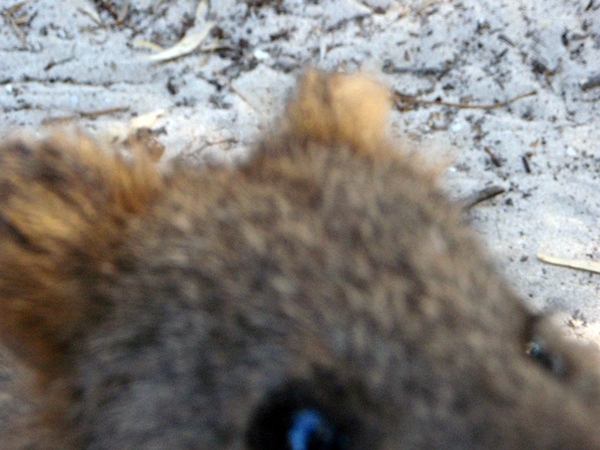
[0,130,162,372]
[1,70,600,449]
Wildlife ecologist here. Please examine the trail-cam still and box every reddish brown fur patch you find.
[0,130,163,372]
[286,69,392,154]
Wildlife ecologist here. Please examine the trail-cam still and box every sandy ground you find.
[1,1,600,345]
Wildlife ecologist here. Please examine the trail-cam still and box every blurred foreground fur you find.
[1,70,600,449]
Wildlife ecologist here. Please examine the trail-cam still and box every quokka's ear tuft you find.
[285,69,392,153]
[0,130,163,373]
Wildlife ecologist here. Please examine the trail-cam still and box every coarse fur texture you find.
[1,70,600,448]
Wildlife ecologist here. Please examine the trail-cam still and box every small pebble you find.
[253,49,270,61]
[450,120,464,132]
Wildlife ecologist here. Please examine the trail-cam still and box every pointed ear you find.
[0,130,163,372]
[285,69,392,154]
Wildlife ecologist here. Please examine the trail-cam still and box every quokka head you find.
[0,70,599,449]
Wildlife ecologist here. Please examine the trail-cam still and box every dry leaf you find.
[146,24,213,62]
[145,0,212,62]
[7,1,27,14]
[537,253,600,274]
[117,0,129,23]
[133,40,165,52]
[195,0,208,18]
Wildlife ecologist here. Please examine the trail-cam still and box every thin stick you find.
[581,74,600,91]
[96,0,119,20]
[216,75,257,111]
[198,138,238,151]
[395,90,537,110]
[79,106,130,118]
[5,9,27,46]
[462,185,506,210]
[42,107,130,124]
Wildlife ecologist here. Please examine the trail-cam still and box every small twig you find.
[6,1,27,14]
[79,106,130,118]
[44,56,75,71]
[200,43,238,52]
[461,185,506,210]
[388,66,447,76]
[521,154,531,173]
[197,138,238,152]
[395,90,537,110]
[382,60,447,77]
[497,34,515,47]
[116,0,129,24]
[581,74,600,91]
[4,3,28,46]
[95,0,120,20]
[42,106,130,124]
[216,75,257,111]
[77,7,103,26]
[484,146,502,167]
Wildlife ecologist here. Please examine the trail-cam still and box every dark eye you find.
[524,314,568,378]
[246,382,349,450]
[526,336,566,377]
[288,408,337,450]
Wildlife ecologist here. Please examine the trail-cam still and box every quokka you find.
[0,70,599,449]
